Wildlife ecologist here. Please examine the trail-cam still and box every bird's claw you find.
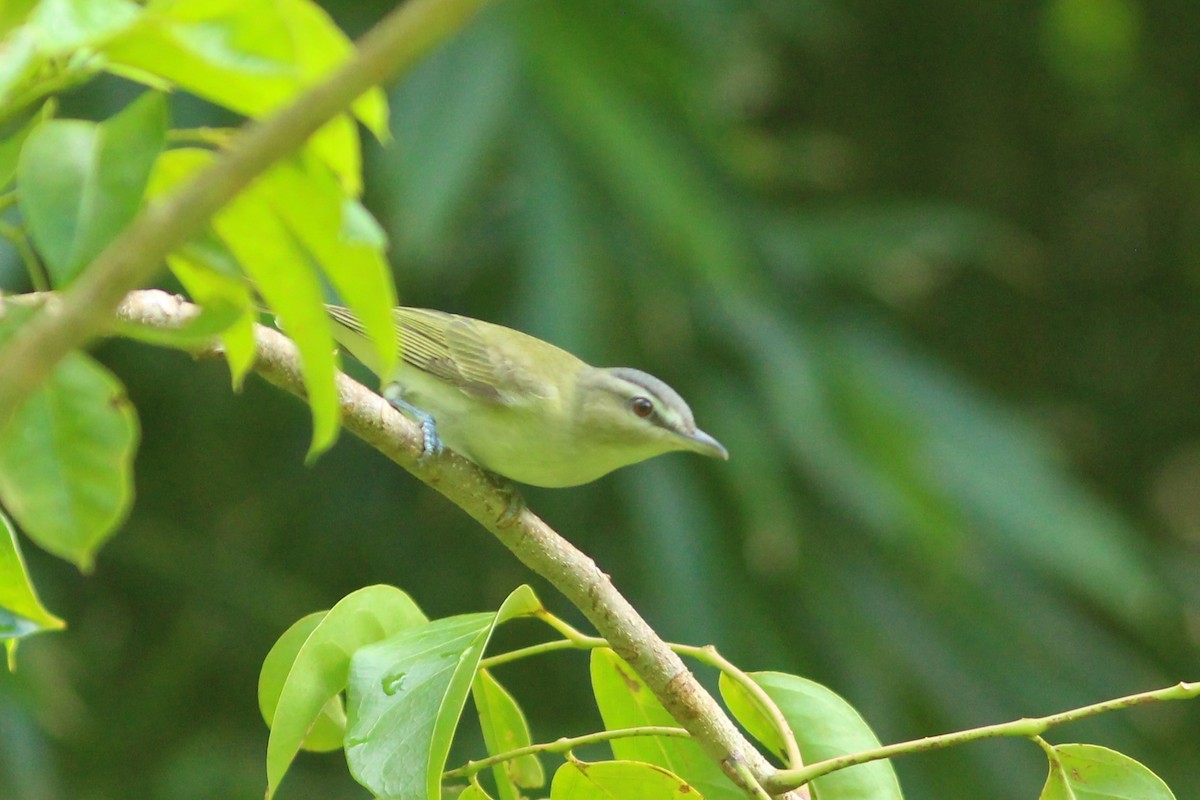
[485,472,525,528]
[383,385,443,461]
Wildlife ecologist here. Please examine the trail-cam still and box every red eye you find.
[630,397,654,418]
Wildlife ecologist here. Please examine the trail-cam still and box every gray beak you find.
[686,428,729,461]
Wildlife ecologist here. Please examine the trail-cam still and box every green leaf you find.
[257,611,344,753]
[0,27,39,108]
[589,648,740,800]
[103,0,298,116]
[1040,743,1175,800]
[549,759,699,800]
[262,585,427,800]
[473,669,544,798]
[213,181,340,459]
[260,158,397,379]
[0,0,38,37]
[458,784,497,800]
[167,254,258,389]
[112,294,245,349]
[0,508,65,657]
[102,0,378,192]
[745,671,903,800]
[0,113,39,191]
[345,585,541,800]
[0,307,139,570]
[28,0,141,54]
[716,673,786,763]
[17,92,167,286]
[276,0,388,140]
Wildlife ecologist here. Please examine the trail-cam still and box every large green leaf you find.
[17,92,167,286]
[0,509,65,660]
[213,179,341,459]
[0,112,38,191]
[166,254,259,389]
[258,611,344,754]
[0,308,138,570]
[27,0,141,53]
[0,27,39,109]
[345,585,541,800]
[1040,743,1175,800]
[589,648,740,800]
[260,158,397,379]
[740,671,902,800]
[262,585,427,799]
[145,148,258,388]
[549,759,699,800]
[473,669,544,799]
[102,0,384,192]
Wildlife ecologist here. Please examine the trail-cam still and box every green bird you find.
[326,305,728,488]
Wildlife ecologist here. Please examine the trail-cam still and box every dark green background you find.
[3,0,1199,798]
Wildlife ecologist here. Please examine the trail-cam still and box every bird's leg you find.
[382,384,444,459]
[482,470,526,528]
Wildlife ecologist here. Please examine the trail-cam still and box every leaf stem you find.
[483,613,803,774]
[442,725,691,780]
[764,680,1200,794]
[0,220,48,291]
[675,644,803,769]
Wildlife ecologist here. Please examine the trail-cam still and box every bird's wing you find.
[394,308,517,403]
[328,305,560,405]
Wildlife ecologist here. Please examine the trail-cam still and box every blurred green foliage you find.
[2,0,1199,798]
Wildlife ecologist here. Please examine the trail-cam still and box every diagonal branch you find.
[115,288,806,800]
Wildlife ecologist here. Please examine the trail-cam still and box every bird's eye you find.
[630,397,654,418]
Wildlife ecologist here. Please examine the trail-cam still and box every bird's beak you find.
[685,428,729,461]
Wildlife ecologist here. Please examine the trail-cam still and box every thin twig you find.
[443,725,691,780]
[764,680,1200,794]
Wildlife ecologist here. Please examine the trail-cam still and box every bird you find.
[325,305,728,488]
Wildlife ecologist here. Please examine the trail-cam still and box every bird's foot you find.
[383,385,443,461]
[484,470,526,528]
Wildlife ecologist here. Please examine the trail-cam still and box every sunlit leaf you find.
[549,759,699,800]
[458,784,497,800]
[0,343,138,570]
[102,0,374,191]
[0,27,39,108]
[0,509,65,657]
[17,92,167,286]
[717,673,787,763]
[745,671,902,800]
[473,669,544,798]
[213,181,340,459]
[0,113,39,191]
[589,648,740,800]
[257,611,344,753]
[1040,743,1175,800]
[113,295,244,349]
[263,585,427,800]
[167,254,258,389]
[260,158,397,379]
[345,585,540,800]
[277,0,388,140]
[28,0,141,54]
